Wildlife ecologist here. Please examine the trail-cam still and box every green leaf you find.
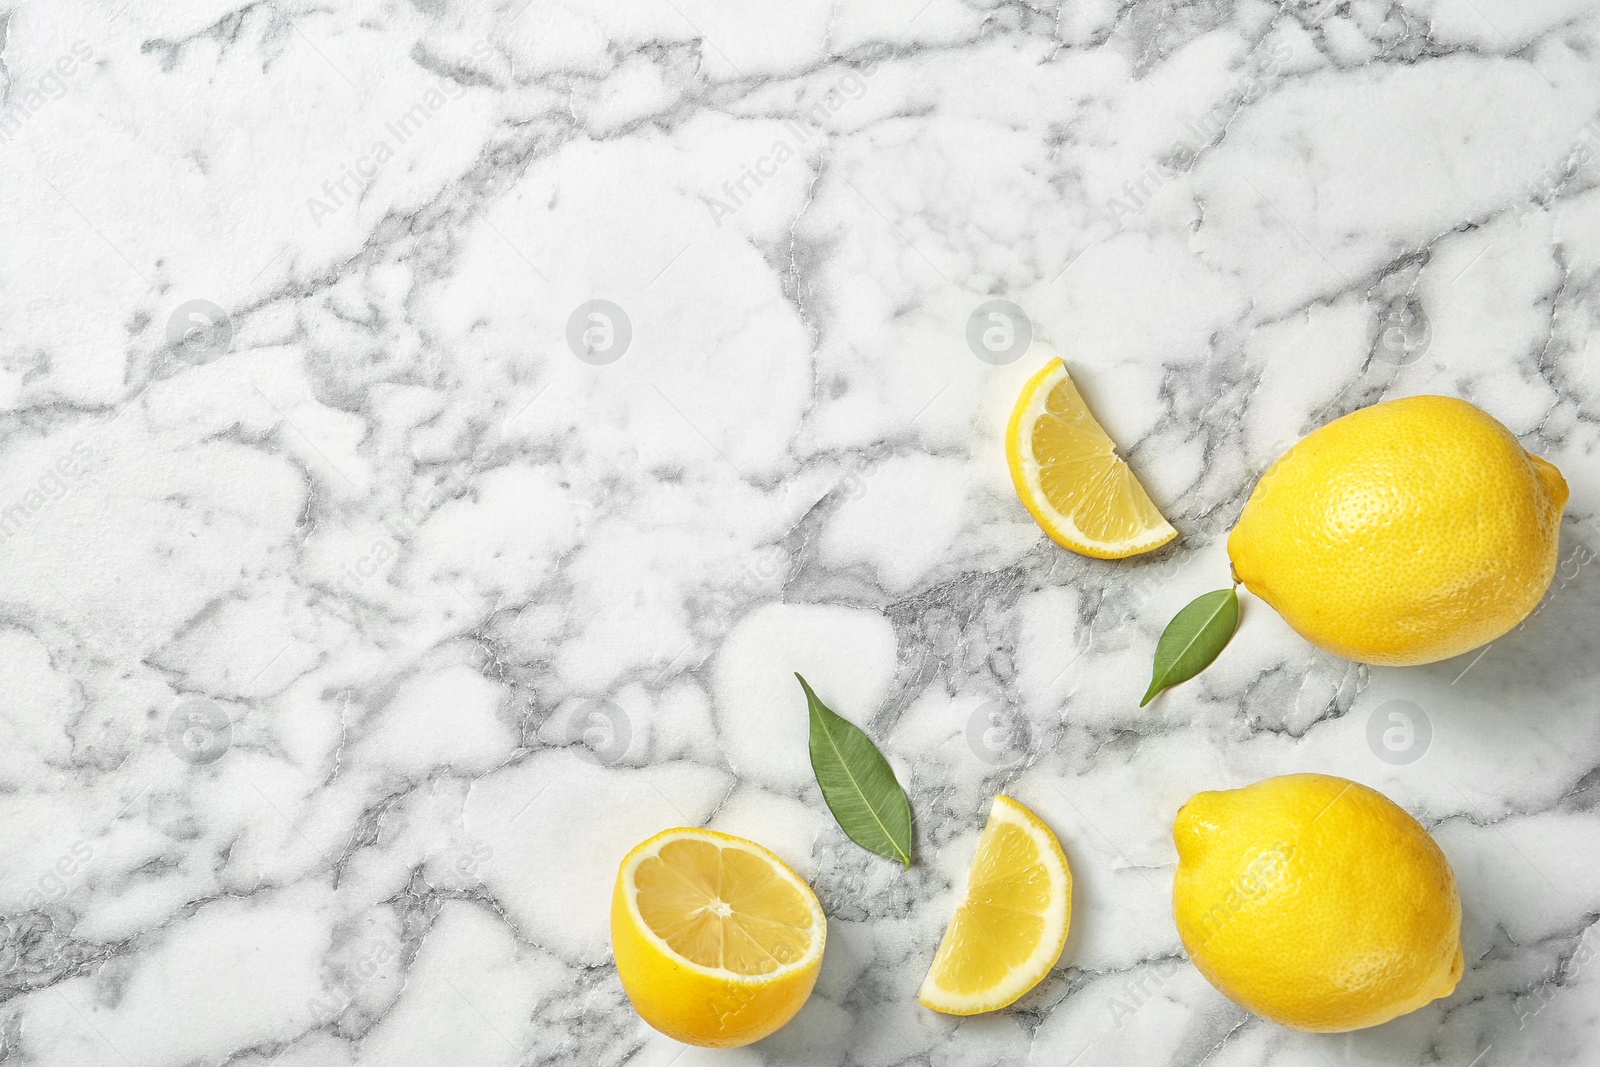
[1141,587,1241,707]
[796,673,913,867]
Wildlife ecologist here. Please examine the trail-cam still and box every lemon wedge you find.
[1005,358,1178,558]
[611,827,825,1047]
[918,795,1072,1014]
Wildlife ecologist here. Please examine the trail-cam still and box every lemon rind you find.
[618,827,827,985]
[1006,359,1178,560]
[917,795,1073,1015]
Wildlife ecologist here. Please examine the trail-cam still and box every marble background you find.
[1,0,1598,1064]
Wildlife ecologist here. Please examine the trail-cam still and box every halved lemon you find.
[1005,358,1178,558]
[918,795,1072,1015]
[611,827,826,1047]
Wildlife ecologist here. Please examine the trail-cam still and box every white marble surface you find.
[1,0,1598,1064]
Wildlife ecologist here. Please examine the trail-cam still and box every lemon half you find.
[611,828,825,1047]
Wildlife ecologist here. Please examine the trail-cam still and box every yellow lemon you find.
[1005,358,1178,559]
[1172,773,1463,1032]
[611,828,825,1047]
[918,795,1072,1014]
[1228,395,1567,665]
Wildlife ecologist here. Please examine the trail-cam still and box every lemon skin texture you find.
[1173,773,1464,1032]
[1228,395,1567,665]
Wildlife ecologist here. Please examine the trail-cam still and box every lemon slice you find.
[611,827,826,1047]
[1005,358,1178,558]
[918,795,1072,1015]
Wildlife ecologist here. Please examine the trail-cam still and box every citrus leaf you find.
[797,673,913,867]
[1141,587,1240,707]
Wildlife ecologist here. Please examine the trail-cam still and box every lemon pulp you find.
[1006,359,1177,558]
[633,836,816,973]
[919,796,1072,1014]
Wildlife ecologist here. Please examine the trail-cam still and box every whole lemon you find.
[1228,395,1567,665]
[1172,773,1463,1032]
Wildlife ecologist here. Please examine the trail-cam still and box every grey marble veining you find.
[0,0,1597,1064]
